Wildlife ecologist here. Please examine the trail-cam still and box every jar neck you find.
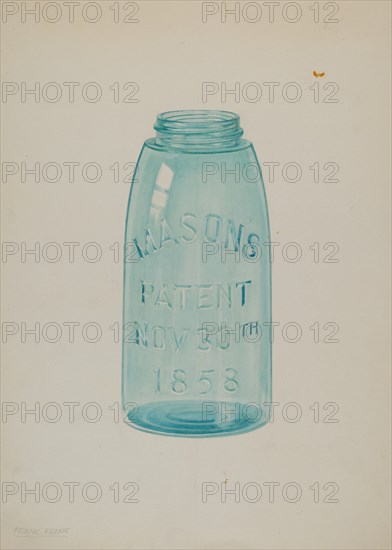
[153,110,244,152]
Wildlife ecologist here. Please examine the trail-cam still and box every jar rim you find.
[156,110,240,128]
[153,110,244,151]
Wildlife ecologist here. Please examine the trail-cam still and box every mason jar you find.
[122,110,272,437]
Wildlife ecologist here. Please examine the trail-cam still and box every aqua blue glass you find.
[122,110,271,437]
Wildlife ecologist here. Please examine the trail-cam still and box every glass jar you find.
[122,110,272,437]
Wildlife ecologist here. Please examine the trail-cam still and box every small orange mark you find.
[313,70,325,78]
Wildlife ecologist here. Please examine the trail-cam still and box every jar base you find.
[124,400,268,438]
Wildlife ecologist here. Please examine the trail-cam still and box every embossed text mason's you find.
[122,110,272,437]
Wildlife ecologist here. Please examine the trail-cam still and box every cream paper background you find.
[1,1,391,548]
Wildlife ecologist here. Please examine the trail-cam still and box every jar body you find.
[122,119,271,437]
